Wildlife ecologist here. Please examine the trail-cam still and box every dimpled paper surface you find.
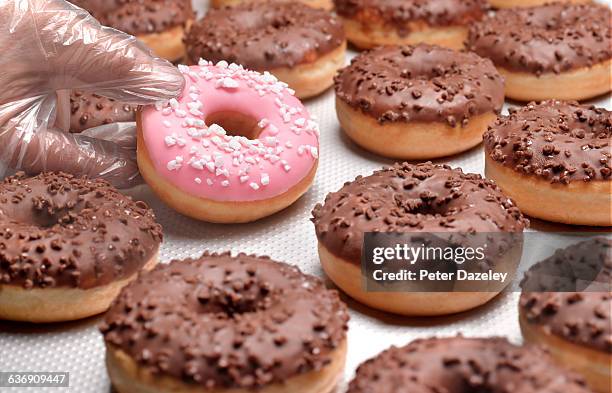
[0,0,611,391]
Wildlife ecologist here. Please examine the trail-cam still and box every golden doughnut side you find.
[138,23,191,62]
[519,311,611,393]
[137,114,318,223]
[0,253,158,323]
[317,243,522,316]
[105,339,347,393]
[485,157,612,226]
[270,43,347,99]
[336,98,497,160]
[499,59,612,101]
[341,17,469,50]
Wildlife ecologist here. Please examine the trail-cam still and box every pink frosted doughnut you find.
[137,61,320,223]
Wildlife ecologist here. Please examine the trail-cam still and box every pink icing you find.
[141,61,319,202]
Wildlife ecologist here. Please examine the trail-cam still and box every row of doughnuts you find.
[0,175,606,392]
[187,1,612,102]
[135,58,610,227]
[66,0,611,105]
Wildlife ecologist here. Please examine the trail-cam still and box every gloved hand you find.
[0,0,185,188]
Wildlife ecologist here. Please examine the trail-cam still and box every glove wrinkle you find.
[0,0,184,188]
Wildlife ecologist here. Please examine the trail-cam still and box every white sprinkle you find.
[154,101,165,111]
[219,77,239,89]
[162,107,173,116]
[294,118,306,127]
[190,159,204,170]
[205,162,215,173]
[206,178,214,186]
[240,175,249,183]
[164,135,176,147]
[221,180,230,187]
[297,145,305,155]
[216,60,229,68]
[310,146,319,158]
[258,118,270,128]
[283,164,291,172]
[190,108,204,117]
[202,139,210,147]
[285,141,293,148]
[166,156,183,171]
[249,182,260,190]
[261,173,270,186]
[210,124,226,135]
[264,137,278,146]
[169,98,179,109]
[194,177,202,184]
[163,120,172,128]
[198,58,209,66]
[268,124,279,135]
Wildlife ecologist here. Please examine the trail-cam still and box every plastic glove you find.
[0,0,185,188]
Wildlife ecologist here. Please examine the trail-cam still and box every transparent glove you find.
[0,0,184,188]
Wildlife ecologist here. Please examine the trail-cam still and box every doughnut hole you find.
[206,111,263,140]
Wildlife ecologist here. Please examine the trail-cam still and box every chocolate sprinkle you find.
[334,0,486,34]
[69,91,137,133]
[520,238,612,353]
[347,336,593,393]
[0,172,162,289]
[484,101,611,184]
[334,44,504,125]
[184,2,345,70]
[101,252,349,389]
[311,162,528,263]
[70,0,193,36]
[467,3,612,75]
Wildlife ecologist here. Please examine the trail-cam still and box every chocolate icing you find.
[334,0,486,34]
[184,2,345,70]
[484,101,611,184]
[467,3,612,75]
[0,172,161,289]
[69,91,137,133]
[347,336,593,393]
[334,44,504,126]
[70,0,193,35]
[101,252,349,389]
[311,162,527,263]
[520,238,612,353]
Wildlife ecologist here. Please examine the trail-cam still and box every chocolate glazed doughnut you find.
[70,91,137,133]
[210,0,333,11]
[311,162,528,316]
[347,337,594,393]
[0,172,162,323]
[333,0,486,50]
[334,44,504,159]
[100,252,349,393]
[467,3,612,101]
[184,2,346,99]
[69,0,194,61]
[484,101,611,226]
[520,238,611,393]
